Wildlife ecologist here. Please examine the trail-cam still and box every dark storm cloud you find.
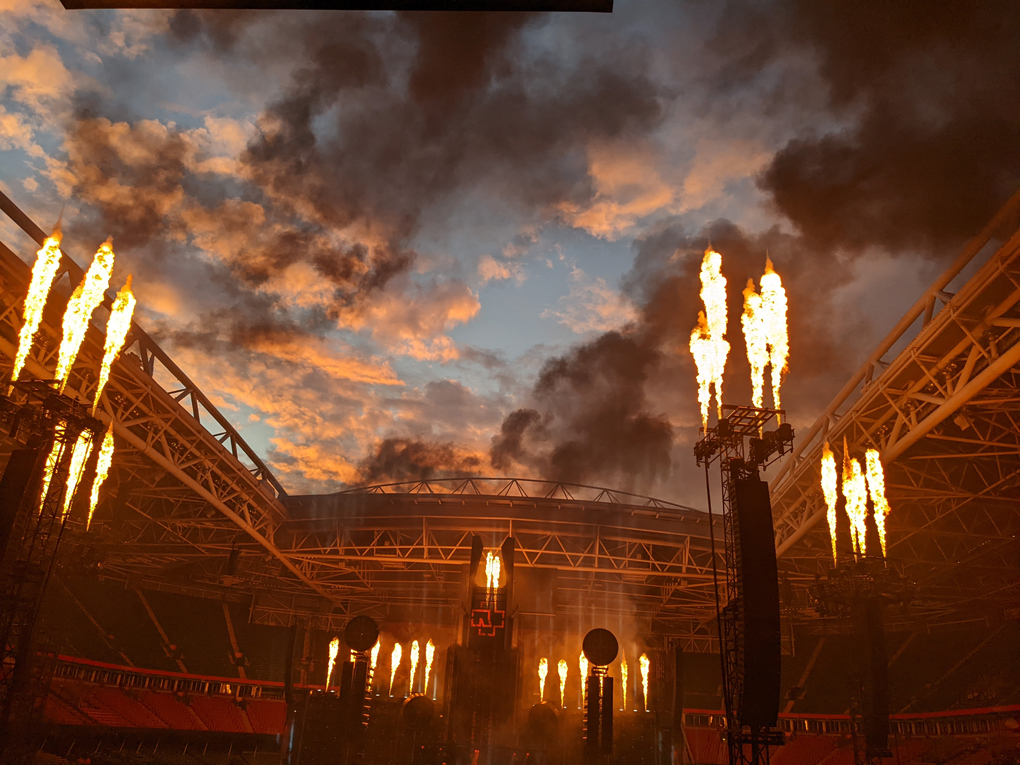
[358,437,483,485]
[720,0,1020,255]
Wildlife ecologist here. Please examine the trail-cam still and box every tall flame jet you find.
[12,229,63,384]
[424,639,435,696]
[485,550,501,608]
[689,248,729,429]
[620,653,628,710]
[557,659,567,708]
[760,258,789,411]
[409,640,420,696]
[741,280,768,408]
[538,658,548,703]
[389,643,402,696]
[55,239,115,393]
[639,653,650,711]
[842,437,868,557]
[579,652,589,707]
[61,431,93,521]
[93,276,136,414]
[87,424,115,530]
[820,442,839,564]
[865,449,891,557]
[326,637,340,690]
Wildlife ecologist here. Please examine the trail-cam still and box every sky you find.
[0,0,1016,506]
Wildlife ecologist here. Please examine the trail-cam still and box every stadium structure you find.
[0,184,1018,765]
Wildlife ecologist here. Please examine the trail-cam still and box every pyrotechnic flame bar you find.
[689,248,729,429]
[87,424,115,530]
[760,257,789,413]
[557,659,567,708]
[639,653,650,712]
[821,442,839,564]
[538,657,548,703]
[409,640,419,697]
[326,637,339,690]
[841,436,868,557]
[389,643,402,696]
[579,652,589,707]
[12,229,62,386]
[620,653,628,711]
[93,275,135,415]
[61,430,93,521]
[865,449,891,557]
[55,239,115,393]
[424,639,435,696]
[741,279,768,409]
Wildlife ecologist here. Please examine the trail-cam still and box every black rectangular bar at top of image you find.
[60,0,613,11]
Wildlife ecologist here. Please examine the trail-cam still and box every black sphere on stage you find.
[582,628,619,667]
[402,694,436,729]
[344,615,380,652]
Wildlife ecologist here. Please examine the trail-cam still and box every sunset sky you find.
[1,0,1015,505]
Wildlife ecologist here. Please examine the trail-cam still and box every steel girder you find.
[770,191,1020,627]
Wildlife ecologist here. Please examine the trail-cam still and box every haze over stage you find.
[59,0,613,11]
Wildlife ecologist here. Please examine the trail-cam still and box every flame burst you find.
[12,230,63,384]
[326,637,339,690]
[639,653,650,711]
[865,449,891,557]
[39,424,66,509]
[741,280,768,409]
[410,640,420,696]
[424,639,435,696]
[689,248,729,429]
[842,437,868,557]
[760,257,789,412]
[485,551,501,607]
[61,430,93,521]
[93,276,135,414]
[620,653,628,711]
[389,643,402,696]
[557,659,567,708]
[87,424,115,531]
[538,657,548,703]
[821,442,839,565]
[579,652,589,707]
[55,239,115,393]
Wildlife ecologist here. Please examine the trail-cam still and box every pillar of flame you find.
[579,652,589,707]
[865,449,891,557]
[11,230,62,385]
[389,642,402,696]
[639,653,650,711]
[842,437,868,557]
[326,637,339,690]
[424,639,435,696]
[55,240,115,393]
[86,425,115,530]
[620,653,628,711]
[760,257,789,412]
[61,431,94,521]
[409,640,420,696]
[93,276,136,414]
[538,657,548,703]
[821,442,839,564]
[741,280,768,409]
[553,659,565,708]
[689,248,729,430]
[485,551,501,608]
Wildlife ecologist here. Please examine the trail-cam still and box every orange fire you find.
[760,257,789,412]
[38,424,66,509]
[12,230,63,385]
[369,640,381,691]
[579,651,589,707]
[689,248,729,429]
[410,640,420,696]
[485,550,501,607]
[538,657,548,703]
[389,643,402,696]
[61,430,93,521]
[639,653,650,711]
[741,279,768,409]
[820,442,839,564]
[55,239,115,393]
[424,639,435,696]
[92,276,135,414]
[865,449,891,557]
[620,653,628,711]
[326,636,339,690]
[557,659,567,708]
[842,437,868,557]
[87,424,115,531]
